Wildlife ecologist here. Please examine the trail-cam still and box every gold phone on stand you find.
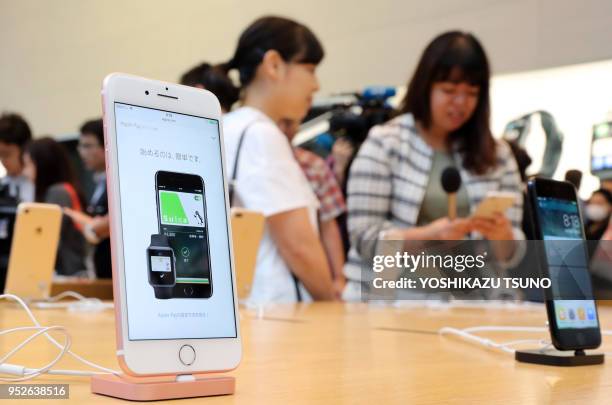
[4,203,62,300]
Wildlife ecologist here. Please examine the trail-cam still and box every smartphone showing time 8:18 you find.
[528,177,601,351]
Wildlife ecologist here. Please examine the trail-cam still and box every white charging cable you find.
[439,326,550,354]
[439,325,612,355]
[31,291,114,312]
[0,293,120,381]
[391,300,545,311]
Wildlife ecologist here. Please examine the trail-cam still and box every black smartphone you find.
[155,170,212,299]
[527,177,601,350]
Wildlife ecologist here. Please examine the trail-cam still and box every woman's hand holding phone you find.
[471,212,516,262]
[387,213,514,242]
[382,217,473,241]
[425,217,473,240]
[471,212,514,240]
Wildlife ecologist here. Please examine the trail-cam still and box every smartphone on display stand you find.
[4,203,62,300]
[528,177,601,351]
[102,73,241,375]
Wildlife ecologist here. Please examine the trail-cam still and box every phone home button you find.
[179,345,196,366]
[184,286,194,296]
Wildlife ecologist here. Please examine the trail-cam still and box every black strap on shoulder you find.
[227,118,303,302]
[292,274,302,302]
[229,120,260,206]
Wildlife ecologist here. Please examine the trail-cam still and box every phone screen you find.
[157,177,211,285]
[150,255,172,273]
[114,102,236,341]
[591,122,612,174]
[535,196,599,330]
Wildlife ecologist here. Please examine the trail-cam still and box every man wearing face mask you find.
[585,189,612,241]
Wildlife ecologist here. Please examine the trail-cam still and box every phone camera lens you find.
[24,209,29,214]
[145,90,149,95]
[165,87,168,91]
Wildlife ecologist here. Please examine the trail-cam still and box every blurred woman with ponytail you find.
[220,16,336,303]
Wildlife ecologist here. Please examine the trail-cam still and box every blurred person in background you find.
[23,137,86,276]
[602,217,612,241]
[585,188,612,241]
[565,169,586,214]
[219,16,336,302]
[0,113,34,203]
[601,179,612,194]
[587,190,612,289]
[329,137,360,191]
[343,31,524,300]
[278,118,346,294]
[64,119,112,278]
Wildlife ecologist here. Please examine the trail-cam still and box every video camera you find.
[297,86,397,157]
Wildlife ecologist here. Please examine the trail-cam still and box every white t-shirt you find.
[223,107,320,303]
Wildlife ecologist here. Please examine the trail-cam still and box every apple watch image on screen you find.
[155,170,213,299]
[147,234,176,300]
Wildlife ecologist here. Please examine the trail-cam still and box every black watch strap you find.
[150,234,174,299]
[150,234,170,247]
[154,285,174,299]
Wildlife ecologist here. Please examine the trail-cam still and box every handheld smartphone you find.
[102,73,241,375]
[472,191,517,219]
[527,177,601,350]
[4,203,61,300]
[156,171,212,298]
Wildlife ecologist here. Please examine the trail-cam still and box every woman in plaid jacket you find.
[343,31,524,300]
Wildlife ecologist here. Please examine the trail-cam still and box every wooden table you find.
[1,301,611,404]
[50,279,114,300]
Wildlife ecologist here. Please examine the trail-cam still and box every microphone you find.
[441,167,462,220]
[564,169,583,192]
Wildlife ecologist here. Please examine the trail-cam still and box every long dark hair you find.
[26,137,83,203]
[219,16,324,88]
[400,31,496,175]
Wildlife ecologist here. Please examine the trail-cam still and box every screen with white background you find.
[114,102,236,340]
[151,256,171,273]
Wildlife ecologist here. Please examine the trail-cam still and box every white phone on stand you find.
[102,73,241,376]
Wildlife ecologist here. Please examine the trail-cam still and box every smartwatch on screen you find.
[147,234,176,299]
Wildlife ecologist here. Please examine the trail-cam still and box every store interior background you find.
[1,0,611,197]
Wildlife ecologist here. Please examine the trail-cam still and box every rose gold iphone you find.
[102,73,241,375]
